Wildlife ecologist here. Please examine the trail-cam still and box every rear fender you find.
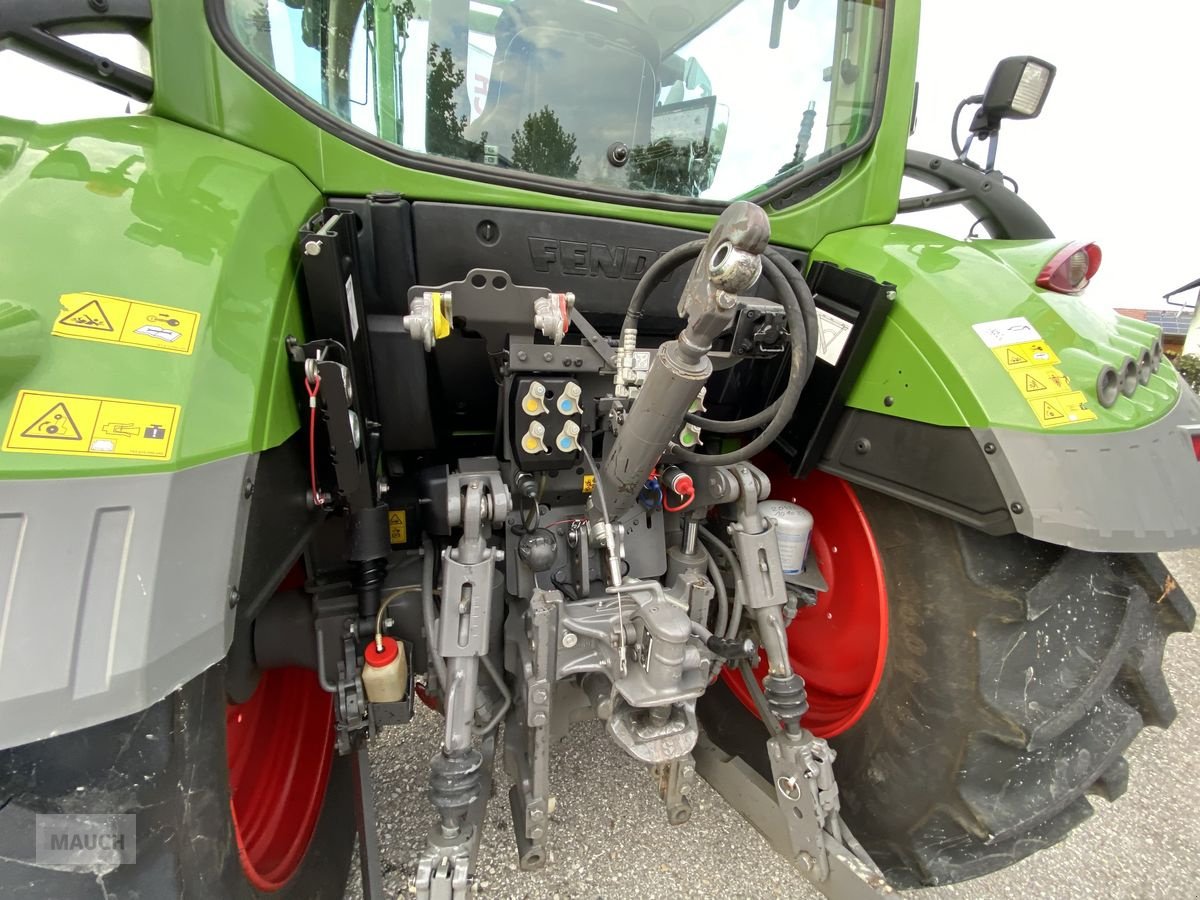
[0,115,320,749]
[812,224,1200,552]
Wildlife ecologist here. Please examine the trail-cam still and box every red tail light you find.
[1192,432,1200,462]
[1037,241,1102,295]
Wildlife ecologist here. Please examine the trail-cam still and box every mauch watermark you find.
[35,814,136,868]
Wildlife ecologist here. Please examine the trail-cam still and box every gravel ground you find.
[350,550,1200,899]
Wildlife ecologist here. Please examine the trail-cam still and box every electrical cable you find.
[305,372,322,507]
[551,567,579,602]
[523,473,548,531]
[951,94,983,160]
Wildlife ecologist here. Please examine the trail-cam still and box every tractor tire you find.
[700,482,1194,887]
[0,660,354,898]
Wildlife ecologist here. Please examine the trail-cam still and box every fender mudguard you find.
[0,115,320,749]
[812,224,1200,552]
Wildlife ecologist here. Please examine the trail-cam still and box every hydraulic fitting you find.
[521,381,549,416]
[555,421,581,453]
[533,292,575,345]
[521,421,548,454]
[557,381,583,415]
[403,290,452,351]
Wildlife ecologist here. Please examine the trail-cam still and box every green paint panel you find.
[814,225,1178,433]
[0,115,321,479]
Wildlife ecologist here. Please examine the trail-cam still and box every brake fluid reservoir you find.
[759,500,814,577]
[363,636,408,703]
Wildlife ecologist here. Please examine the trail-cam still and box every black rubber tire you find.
[699,487,1195,887]
[0,662,355,898]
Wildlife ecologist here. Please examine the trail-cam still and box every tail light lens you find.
[1192,432,1200,462]
[1037,241,1102,294]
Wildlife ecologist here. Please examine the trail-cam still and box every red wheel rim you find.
[226,664,334,891]
[722,463,888,738]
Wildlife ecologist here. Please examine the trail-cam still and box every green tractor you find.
[0,1,1195,897]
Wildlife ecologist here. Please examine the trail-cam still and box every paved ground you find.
[351,550,1200,899]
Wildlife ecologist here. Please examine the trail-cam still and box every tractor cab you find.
[224,0,887,201]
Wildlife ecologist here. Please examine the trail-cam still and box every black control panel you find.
[510,375,587,472]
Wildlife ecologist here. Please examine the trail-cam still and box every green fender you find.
[810,224,1200,552]
[812,224,1175,433]
[0,115,320,480]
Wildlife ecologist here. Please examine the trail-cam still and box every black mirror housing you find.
[970,56,1056,137]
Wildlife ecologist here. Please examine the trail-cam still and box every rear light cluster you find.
[1037,241,1102,295]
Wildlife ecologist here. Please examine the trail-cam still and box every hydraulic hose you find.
[698,525,745,641]
[688,250,815,431]
[700,543,730,639]
[621,238,707,335]
[621,241,819,465]
[420,536,447,690]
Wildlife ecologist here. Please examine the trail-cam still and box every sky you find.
[905,0,1200,310]
[0,2,1196,310]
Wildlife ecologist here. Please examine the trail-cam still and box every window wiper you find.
[769,0,802,49]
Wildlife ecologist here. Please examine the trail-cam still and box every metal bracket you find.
[504,590,558,870]
[767,731,841,880]
[568,307,618,369]
[693,731,891,899]
[415,854,470,900]
[333,625,368,756]
[352,742,384,899]
[652,754,696,826]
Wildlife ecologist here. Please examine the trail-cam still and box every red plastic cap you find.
[666,470,694,495]
[365,636,400,667]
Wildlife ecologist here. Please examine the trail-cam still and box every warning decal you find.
[56,298,115,332]
[388,510,408,544]
[972,317,1042,348]
[815,307,853,366]
[1009,366,1074,399]
[19,402,83,440]
[1027,391,1097,428]
[3,390,180,460]
[974,318,1094,428]
[991,340,1060,371]
[52,292,200,355]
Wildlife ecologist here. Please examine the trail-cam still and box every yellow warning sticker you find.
[1009,365,1074,399]
[52,292,200,355]
[3,390,180,459]
[1027,391,1098,428]
[388,510,408,544]
[582,474,596,494]
[992,340,1060,371]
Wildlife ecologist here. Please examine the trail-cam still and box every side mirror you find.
[969,56,1056,138]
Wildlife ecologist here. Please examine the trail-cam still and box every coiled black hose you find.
[622,241,819,465]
